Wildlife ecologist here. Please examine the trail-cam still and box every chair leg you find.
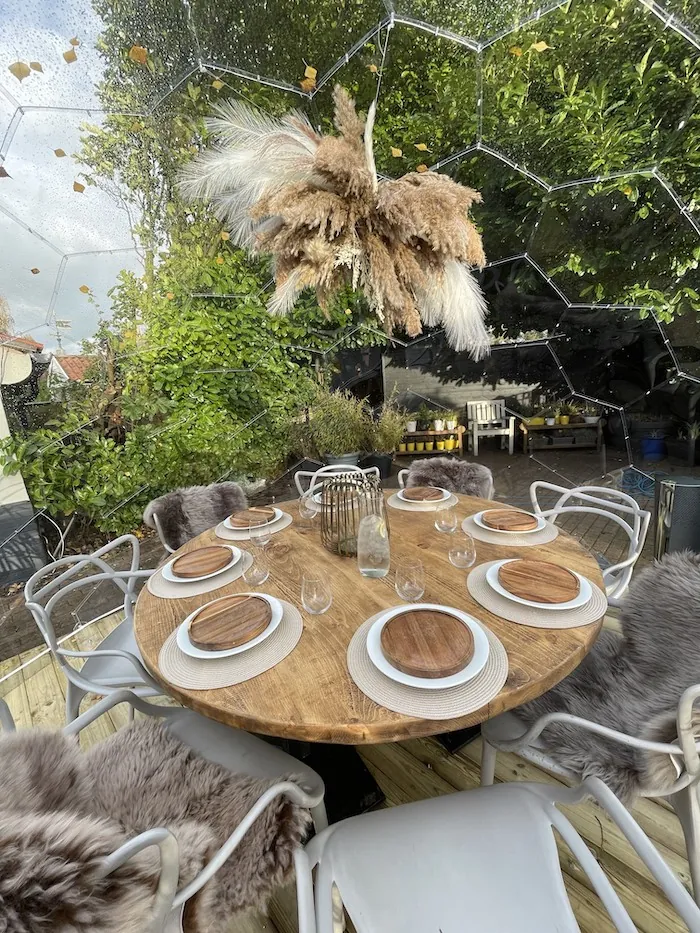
[65,681,87,724]
[509,430,514,455]
[668,786,700,905]
[480,737,498,786]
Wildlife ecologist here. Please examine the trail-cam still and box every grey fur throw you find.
[515,550,700,802]
[406,456,493,498]
[143,482,247,549]
[0,720,310,932]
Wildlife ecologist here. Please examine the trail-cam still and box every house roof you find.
[54,355,95,381]
[0,332,44,353]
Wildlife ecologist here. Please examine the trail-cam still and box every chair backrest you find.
[144,482,248,553]
[529,482,651,600]
[294,464,379,496]
[466,399,506,424]
[398,469,409,489]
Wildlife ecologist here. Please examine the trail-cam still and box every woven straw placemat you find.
[215,511,292,541]
[467,561,606,629]
[347,611,508,719]
[387,492,459,512]
[158,599,302,690]
[147,550,253,599]
[462,514,559,547]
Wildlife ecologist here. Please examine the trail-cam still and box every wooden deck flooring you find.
[0,611,691,933]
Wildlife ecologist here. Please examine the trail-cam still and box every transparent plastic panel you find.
[529,176,700,309]
[0,210,62,338]
[481,0,700,187]
[191,0,385,87]
[51,249,143,350]
[391,0,553,45]
[1,110,134,255]
[0,93,18,155]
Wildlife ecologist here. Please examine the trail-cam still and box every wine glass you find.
[395,558,425,602]
[249,521,271,550]
[434,506,458,534]
[242,550,270,586]
[301,575,332,614]
[298,492,318,526]
[448,532,477,569]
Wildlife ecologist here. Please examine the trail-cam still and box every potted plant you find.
[365,399,406,478]
[432,408,445,431]
[416,437,425,452]
[304,388,371,466]
[558,402,580,426]
[406,416,417,433]
[641,429,667,462]
[407,440,416,452]
[544,407,557,427]
[581,405,599,424]
[417,403,432,432]
[436,438,445,451]
[425,439,434,451]
[445,410,459,430]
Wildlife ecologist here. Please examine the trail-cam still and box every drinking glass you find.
[434,506,458,534]
[250,522,272,550]
[357,513,390,578]
[242,550,270,586]
[395,558,425,602]
[301,575,332,614]
[298,493,318,521]
[448,532,477,569]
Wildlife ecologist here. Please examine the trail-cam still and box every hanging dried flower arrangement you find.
[180,86,490,358]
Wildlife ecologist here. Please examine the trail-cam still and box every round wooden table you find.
[134,493,604,744]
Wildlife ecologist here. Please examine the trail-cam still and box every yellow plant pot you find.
[444,439,454,450]
[528,417,545,426]
[399,443,407,452]
[416,441,425,452]
[407,442,416,452]
[559,415,570,425]
[436,441,445,450]
[425,441,434,451]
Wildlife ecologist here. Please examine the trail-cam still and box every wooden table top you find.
[134,492,604,744]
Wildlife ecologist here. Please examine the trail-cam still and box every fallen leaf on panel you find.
[30,268,40,275]
[54,148,67,157]
[70,37,80,46]
[367,64,378,73]
[212,79,224,90]
[29,61,43,73]
[166,292,174,300]
[73,181,85,192]
[79,285,91,294]
[128,45,148,65]
[509,46,523,56]
[530,41,552,52]
[416,164,429,173]
[304,65,317,80]
[414,143,430,151]
[390,147,403,157]
[220,231,230,240]
[63,48,78,64]
[215,255,225,264]
[0,167,10,178]
[8,61,30,82]
[300,77,315,93]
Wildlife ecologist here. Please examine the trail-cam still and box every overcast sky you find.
[0,0,143,353]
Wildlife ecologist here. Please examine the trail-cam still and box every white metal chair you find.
[529,481,651,604]
[481,683,700,907]
[294,463,380,497]
[24,534,164,722]
[0,690,325,933]
[303,772,700,932]
[466,399,516,456]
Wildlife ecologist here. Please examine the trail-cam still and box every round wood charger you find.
[482,509,539,532]
[171,546,232,579]
[380,609,474,679]
[229,506,276,529]
[498,559,580,605]
[187,594,272,651]
[402,486,445,502]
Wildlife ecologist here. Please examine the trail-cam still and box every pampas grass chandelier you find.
[180,86,490,359]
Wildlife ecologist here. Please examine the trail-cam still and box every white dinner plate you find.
[223,506,284,531]
[472,509,546,534]
[486,559,592,610]
[397,487,451,503]
[161,545,241,584]
[176,593,283,659]
[366,603,490,689]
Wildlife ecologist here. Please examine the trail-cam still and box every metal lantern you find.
[320,473,387,557]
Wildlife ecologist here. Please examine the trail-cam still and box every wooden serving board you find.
[187,594,272,651]
[402,486,445,502]
[498,559,580,604]
[380,609,474,679]
[482,509,539,532]
[229,506,276,529]
[171,546,232,579]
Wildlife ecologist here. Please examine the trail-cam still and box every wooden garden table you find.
[134,492,604,744]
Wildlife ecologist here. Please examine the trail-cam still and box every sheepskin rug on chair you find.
[406,457,493,498]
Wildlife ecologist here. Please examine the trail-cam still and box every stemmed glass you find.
[249,521,272,550]
[301,575,332,614]
[448,532,477,569]
[395,558,425,602]
[434,506,458,534]
[242,549,270,586]
[298,492,318,527]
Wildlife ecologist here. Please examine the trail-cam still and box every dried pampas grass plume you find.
[180,86,490,358]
